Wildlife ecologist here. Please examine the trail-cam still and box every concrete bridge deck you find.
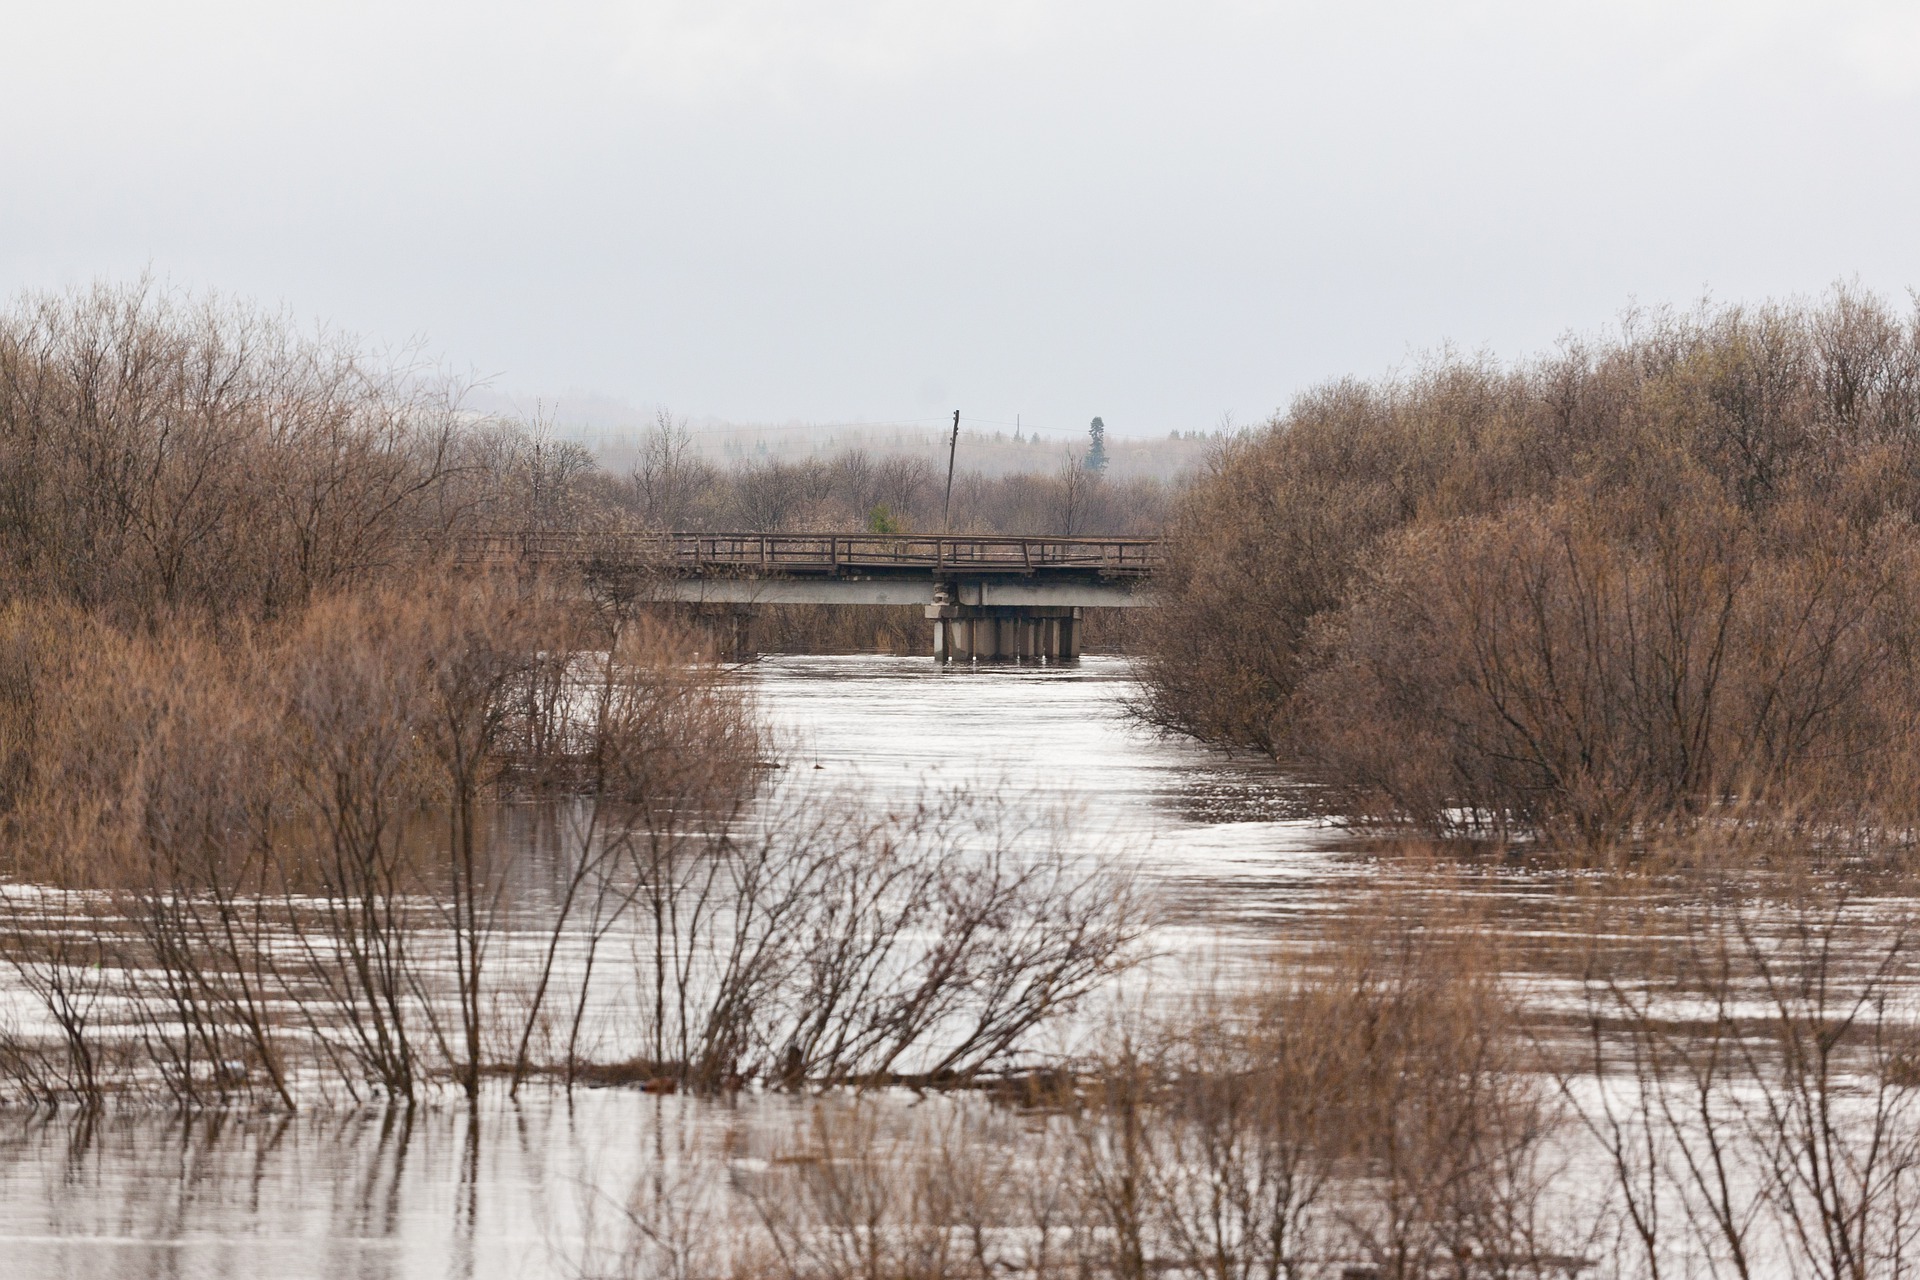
[464,532,1162,660]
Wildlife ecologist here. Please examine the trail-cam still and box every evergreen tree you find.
[1086,416,1108,473]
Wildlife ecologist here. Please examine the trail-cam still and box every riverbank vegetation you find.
[578,846,1920,1280]
[0,282,1147,1106]
[14,279,1920,1280]
[1137,288,1920,841]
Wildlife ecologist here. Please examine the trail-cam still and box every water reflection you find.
[0,654,1368,1277]
[0,1091,825,1279]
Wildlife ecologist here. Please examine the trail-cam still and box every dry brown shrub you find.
[1296,484,1920,839]
[1055,885,1577,1280]
[0,279,633,626]
[0,572,778,1105]
[1555,830,1920,1278]
[1141,287,1920,840]
[584,889,1573,1280]
[0,573,1142,1107]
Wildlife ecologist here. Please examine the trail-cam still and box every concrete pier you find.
[928,599,1081,663]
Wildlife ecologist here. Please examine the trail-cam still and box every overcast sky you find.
[4,1,1918,435]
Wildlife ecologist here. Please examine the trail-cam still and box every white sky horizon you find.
[5,1,1918,437]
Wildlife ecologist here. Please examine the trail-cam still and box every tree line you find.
[620,412,1169,537]
[1136,288,1920,840]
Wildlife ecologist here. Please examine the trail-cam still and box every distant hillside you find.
[460,390,1224,481]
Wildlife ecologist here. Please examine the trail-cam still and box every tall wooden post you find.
[942,409,960,533]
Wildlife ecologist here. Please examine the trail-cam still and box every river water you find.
[0,655,1502,1278]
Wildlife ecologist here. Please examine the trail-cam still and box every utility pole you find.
[942,409,960,532]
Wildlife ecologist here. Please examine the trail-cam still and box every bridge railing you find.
[456,532,1161,576]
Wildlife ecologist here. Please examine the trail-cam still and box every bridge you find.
[469,532,1162,662]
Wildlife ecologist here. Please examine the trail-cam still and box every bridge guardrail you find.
[452,532,1162,577]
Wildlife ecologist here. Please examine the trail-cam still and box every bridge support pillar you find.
[927,602,1081,664]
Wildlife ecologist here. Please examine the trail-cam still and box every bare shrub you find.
[0,279,618,625]
[1064,896,1572,1280]
[1131,363,1536,751]
[0,576,1141,1106]
[0,571,770,1105]
[585,886,1577,1280]
[1296,481,1920,839]
[1558,834,1920,1279]
[616,784,1148,1091]
[1140,287,1920,839]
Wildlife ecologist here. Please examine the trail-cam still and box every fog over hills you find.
[463,386,1219,480]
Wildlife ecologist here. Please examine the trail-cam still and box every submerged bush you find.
[1137,288,1920,838]
[1301,488,1920,837]
[0,577,1146,1107]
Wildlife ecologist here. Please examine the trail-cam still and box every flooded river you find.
[0,654,1383,1279]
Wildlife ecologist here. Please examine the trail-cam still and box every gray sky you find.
[5,1,1919,436]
